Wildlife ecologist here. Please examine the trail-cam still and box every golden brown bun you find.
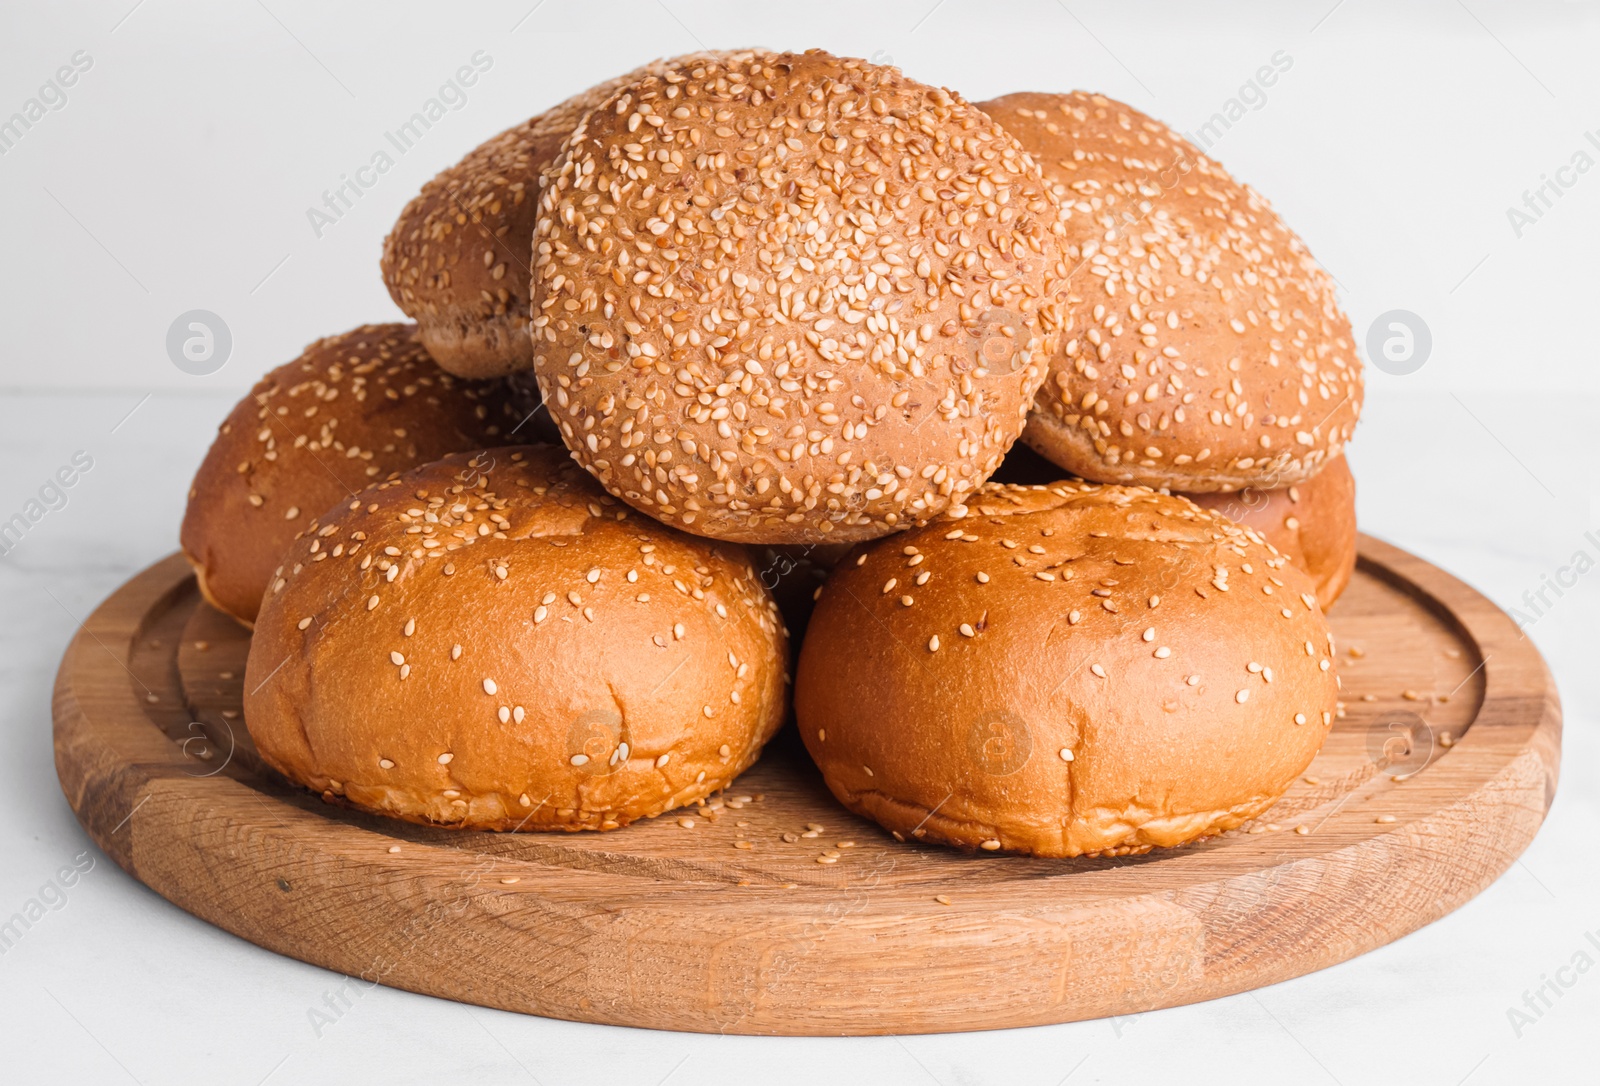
[979,92,1362,492]
[180,324,523,626]
[532,49,1070,544]
[993,441,1357,608]
[243,446,789,831]
[381,52,745,378]
[1187,454,1356,610]
[795,481,1339,857]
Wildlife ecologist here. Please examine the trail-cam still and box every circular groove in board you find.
[52,537,1560,1035]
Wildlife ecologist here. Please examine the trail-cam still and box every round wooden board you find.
[53,537,1559,1036]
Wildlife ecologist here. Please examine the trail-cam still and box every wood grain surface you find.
[52,537,1561,1035]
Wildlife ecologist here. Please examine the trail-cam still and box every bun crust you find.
[381,54,742,377]
[993,441,1357,609]
[795,481,1339,857]
[532,50,1069,544]
[1187,453,1356,609]
[979,92,1362,492]
[180,324,522,625]
[243,446,789,831]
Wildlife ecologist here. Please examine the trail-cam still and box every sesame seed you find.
[451,644,462,660]
[1059,748,1074,762]
[570,754,589,766]
[379,758,394,769]
[483,678,497,695]
[655,753,670,767]
[928,635,941,652]
[1090,664,1107,678]
[437,752,453,764]
[1142,627,1155,642]
[1376,815,1396,824]
[297,617,313,630]
[980,840,1002,851]
[1236,689,1250,703]
[390,651,405,666]
[1154,646,1171,659]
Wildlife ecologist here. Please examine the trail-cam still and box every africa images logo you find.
[306,51,494,239]
[0,51,93,157]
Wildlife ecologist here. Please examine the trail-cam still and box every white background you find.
[1,1,1597,1083]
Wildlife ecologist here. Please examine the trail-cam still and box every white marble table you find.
[2,2,1596,1082]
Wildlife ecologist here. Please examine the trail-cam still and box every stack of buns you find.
[184,51,1360,855]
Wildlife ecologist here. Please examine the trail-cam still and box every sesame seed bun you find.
[978,92,1363,492]
[1186,452,1356,610]
[180,324,525,626]
[381,52,750,378]
[795,481,1340,857]
[993,441,1357,609]
[243,446,789,831]
[531,49,1070,544]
